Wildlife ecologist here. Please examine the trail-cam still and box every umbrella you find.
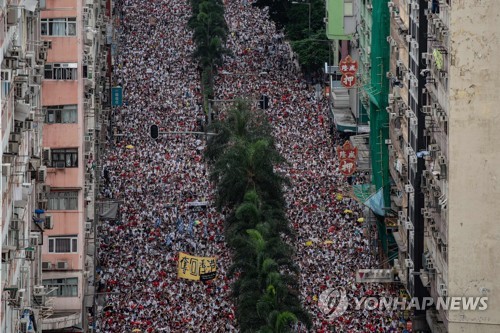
[126,145,134,149]
[132,329,141,332]
[305,241,313,246]
[328,226,335,233]
[324,240,333,244]
[357,218,365,223]
[344,209,353,214]
[336,194,344,201]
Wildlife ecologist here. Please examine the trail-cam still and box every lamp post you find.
[292,1,311,37]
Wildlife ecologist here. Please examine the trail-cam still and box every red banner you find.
[337,141,358,176]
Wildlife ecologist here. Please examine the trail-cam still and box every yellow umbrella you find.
[313,295,318,302]
[357,217,365,223]
[132,329,141,333]
[125,145,134,149]
[324,240,334,244]
[344,209,353,214]
[305,241,313,246]
[336,194,343,201]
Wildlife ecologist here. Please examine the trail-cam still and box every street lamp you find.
[292,1,311,37]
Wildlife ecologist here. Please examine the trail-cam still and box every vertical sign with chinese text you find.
[111,86,123,106]
[339,55,358,89]
[336,140,358,176]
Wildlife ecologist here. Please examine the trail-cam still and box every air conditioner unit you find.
[411,41,419,49]
[405,183,414,193]
[9,133,21,142]
[385,139,392,145]
[405,258,414,268]
[422,52,432,61]
[8,142,19,154]
[438,155,446,165]
[428,144,439,151]
[85,222,92,231]
[55,161,66,169]
[25,250,35,261]
[424,211,432,219]
[41,184,51,193]
[2,163,12,181]
[398,211,405,219]
[44,216,54,229]
[386,36,394,44]
[405,221,414,231]
[422,105,432,114]
[34,285,45,295]
[405,35,412,43]
[30,235,40,246]
[386,106,393,113]
[38,166,47,182]
[388,93,395,103]
[42,262,52,270]
[409,155,417,164]
[438,283,448,296]
[387,1,394,8]
[56,261,68,270]
[366,47,371,55]
[411,3,419,10]
[439,71,448,79]
[410,118,418,126]
[84,135,92,142]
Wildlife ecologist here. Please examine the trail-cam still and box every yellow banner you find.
[177,252,217,281]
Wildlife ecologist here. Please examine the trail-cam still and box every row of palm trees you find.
[205,101,312,332]
[188,0,229,111]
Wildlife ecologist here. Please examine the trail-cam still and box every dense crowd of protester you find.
[96,0,412,332]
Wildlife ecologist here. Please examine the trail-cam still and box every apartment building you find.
[1,0,47,332]
[387,0,500,331]
[39,0,106,330]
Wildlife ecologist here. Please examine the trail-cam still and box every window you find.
[45,105,78,123]
[48,236,78,253]
[47,191,78,210]
[51,148,78,168]
[344,0,354,16]
[44,63,78,80]
[41,18,76,36]
[43,277,78,297]
[1,70,11,98]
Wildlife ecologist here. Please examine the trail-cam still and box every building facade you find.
[39,0,105,331]
[1,0,47,332]
[387,0,500,331]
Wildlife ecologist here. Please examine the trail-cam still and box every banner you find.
[177,252,217,281]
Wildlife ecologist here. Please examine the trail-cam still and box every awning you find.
[41,312,81,331]
[392,231,407,252]
[20,0,37,11]
[98,201,119,219]
[330,107,357,132]
[350,184,386,216]
[14,101,30,121]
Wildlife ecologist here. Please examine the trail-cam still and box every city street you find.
[97,0,403,332]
